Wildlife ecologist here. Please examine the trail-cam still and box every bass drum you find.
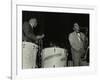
[41,47,68,68]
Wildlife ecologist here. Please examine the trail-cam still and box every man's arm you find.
[81,33,86,41]
[69,34,75,49]
[69,33,79,51]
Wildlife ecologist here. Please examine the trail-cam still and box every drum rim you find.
[22,41,38,48]
[42,46,66,50]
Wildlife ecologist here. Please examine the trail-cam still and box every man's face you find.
[74,23,80,32]
[29,18,37,28]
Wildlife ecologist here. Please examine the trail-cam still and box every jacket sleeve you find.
[23,22,37,41]
[68,33,77,50]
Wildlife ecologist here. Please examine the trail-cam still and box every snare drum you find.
[41,47,68,68]
[22,41,38,69]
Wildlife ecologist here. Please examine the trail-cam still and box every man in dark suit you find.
[22,18,44,69]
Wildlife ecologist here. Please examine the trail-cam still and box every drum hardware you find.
[37,39,43,68]
[22,43,25,48]
[53,65,55,68]
[54,47,56,52]
[60,57,66,61]
[33,45,38,49]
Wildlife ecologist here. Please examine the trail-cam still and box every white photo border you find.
[12,2,97,80]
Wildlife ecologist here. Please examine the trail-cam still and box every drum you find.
[22,41,38,69]
[41,47,68,68]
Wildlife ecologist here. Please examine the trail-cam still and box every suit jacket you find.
[22,21,37,43]
[69,31,85,51]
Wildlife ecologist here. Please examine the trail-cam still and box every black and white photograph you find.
[11,2,97,79]
[22,10,89,69]
[0,0,99,80]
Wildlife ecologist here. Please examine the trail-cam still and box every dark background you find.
[22,11,89,49]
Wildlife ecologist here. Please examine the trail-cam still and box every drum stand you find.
[36,39,43,68]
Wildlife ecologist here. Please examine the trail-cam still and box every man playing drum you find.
[68,23,86,66]
[22,18,44,69]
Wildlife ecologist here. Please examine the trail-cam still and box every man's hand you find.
[41,34,45,38]
[36,34,45,40]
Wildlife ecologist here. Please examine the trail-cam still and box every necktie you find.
[77,33,83,43]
